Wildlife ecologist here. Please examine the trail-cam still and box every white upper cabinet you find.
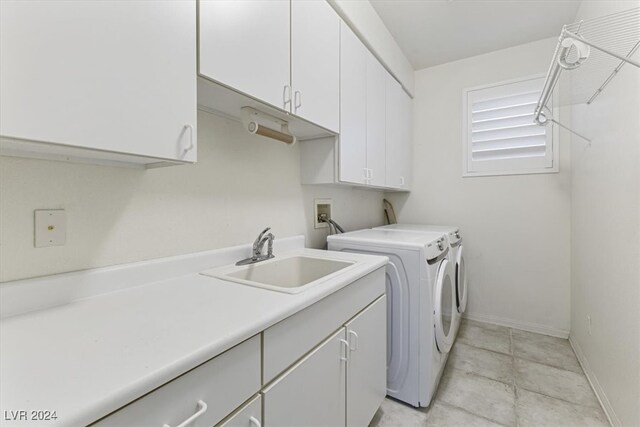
[0,0,197,165]
[302,20,411,192]
[199,0,339,133]
[198,0,290,111]
[386,76,413,190]
[291,0,340,132]
[366,52,387,188]
[339,22,368,185]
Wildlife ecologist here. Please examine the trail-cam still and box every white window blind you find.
[463,76,558,177]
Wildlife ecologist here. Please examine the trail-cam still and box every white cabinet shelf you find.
[0,0,197,168]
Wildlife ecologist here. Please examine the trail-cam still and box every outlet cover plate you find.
[314,199,332,229]
[35,209,66,247]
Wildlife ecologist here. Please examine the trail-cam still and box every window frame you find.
[462,74,560,178]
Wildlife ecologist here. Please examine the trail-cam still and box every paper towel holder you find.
[241,107,297,145]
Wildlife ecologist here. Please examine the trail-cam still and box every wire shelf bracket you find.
[534,7,640,143]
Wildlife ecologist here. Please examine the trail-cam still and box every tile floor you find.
[369,320,609,427]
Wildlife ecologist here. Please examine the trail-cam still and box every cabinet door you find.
[0,0,197,162]
[218,394,261,427]
[346,296,387,427]
[199,0,290,111]
[385,76,412,190]
[399,85,413,190]
[291,0,340,132]
[339,22,368,185]
[366,53,387,187]
[263,328,347,427]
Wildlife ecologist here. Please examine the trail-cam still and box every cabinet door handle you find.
[348,330,359,352]
[294,90,302,112]
[340,338,350,361]
[363,168,369,182]
[249,416,261,427]
[400,176,405,186]
[369,169,374,181]
[183,124,195,156]
[163,400,207,427]
[283,85,292,111]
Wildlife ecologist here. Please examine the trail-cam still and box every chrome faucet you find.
[236,227,275,266]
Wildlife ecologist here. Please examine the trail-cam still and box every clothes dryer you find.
[328,229,456,407]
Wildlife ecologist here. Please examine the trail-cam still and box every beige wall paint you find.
[569,1,640,425]
[0,110,385,282]
[386,38,572,335]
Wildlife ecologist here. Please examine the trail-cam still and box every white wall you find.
[0,110,385,282]
[328,0,414,96]
[569,1,640,425]
[386,38,572,336]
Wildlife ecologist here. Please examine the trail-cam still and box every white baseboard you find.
[569,336,618,427]
[462,312,569,338]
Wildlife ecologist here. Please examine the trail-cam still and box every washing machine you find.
[327,229,457,408]
[377,224,467,326]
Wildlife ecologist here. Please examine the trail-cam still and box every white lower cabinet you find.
[93,268,386,427]
[93,335,261,427]
[262,294,387,427]
[346,296,387,427]
[262,328,347,427]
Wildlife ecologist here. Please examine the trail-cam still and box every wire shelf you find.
[534,7,640,141]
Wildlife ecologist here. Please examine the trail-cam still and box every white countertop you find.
[0,248,387,427]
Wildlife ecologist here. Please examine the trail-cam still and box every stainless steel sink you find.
[209,255,355,294]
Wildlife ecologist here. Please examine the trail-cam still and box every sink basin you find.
[211,255,355,294]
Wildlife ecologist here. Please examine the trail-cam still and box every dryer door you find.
[456,246,468,314]
[434,259,456,353]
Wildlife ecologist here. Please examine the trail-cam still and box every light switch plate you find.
[34,209,66,247]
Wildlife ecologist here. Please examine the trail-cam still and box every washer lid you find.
[327,228,446,250]
[456,245,468,314]
[434,259,457,354]
[378,224,462,245]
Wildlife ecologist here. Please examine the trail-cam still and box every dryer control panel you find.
[425,236,449,261]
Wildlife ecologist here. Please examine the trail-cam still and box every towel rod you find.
[241,107,297,145]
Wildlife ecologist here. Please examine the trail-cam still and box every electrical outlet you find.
[314,199,332,229]
[587,315,592,335]
[34,209,66,247]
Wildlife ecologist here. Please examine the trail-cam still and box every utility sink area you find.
[204,255,356,294]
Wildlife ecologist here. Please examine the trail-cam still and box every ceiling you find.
[369,0,582,69]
